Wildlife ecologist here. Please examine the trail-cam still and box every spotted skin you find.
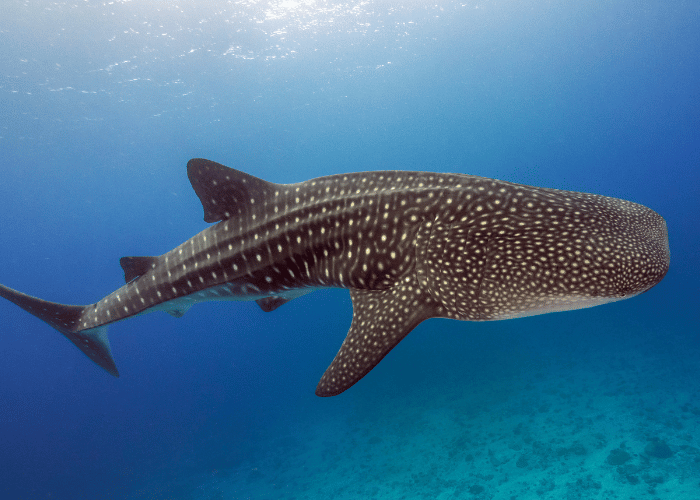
[0,159,669,396]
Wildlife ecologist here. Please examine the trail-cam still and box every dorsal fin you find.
[120,256,159,283]
[187,158,278,223]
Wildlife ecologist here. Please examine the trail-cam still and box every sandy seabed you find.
[190,342,699,500]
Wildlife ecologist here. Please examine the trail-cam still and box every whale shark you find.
[0,159,670,396]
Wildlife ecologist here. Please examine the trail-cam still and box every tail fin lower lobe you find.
[0,283,119,377]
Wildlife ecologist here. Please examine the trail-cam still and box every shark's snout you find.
[617,204,669,297]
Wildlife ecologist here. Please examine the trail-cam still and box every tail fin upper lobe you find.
[0,284,119,377]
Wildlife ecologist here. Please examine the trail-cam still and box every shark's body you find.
[0,159,669,396]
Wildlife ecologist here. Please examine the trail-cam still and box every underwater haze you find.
[1,1,699,499]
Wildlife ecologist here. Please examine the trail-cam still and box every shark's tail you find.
[0,283,119,377]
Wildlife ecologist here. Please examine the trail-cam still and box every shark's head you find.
[424,187,670,321]
[600,199,670,296]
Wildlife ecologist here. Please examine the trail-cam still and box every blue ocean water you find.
[1,1,698,499]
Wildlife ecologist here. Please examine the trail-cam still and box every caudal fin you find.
[0,283,119,377]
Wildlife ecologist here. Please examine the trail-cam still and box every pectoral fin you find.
[315,277,440,397]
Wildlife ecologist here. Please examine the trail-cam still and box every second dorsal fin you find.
[186,158,278,223]
[120,256,159,283]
